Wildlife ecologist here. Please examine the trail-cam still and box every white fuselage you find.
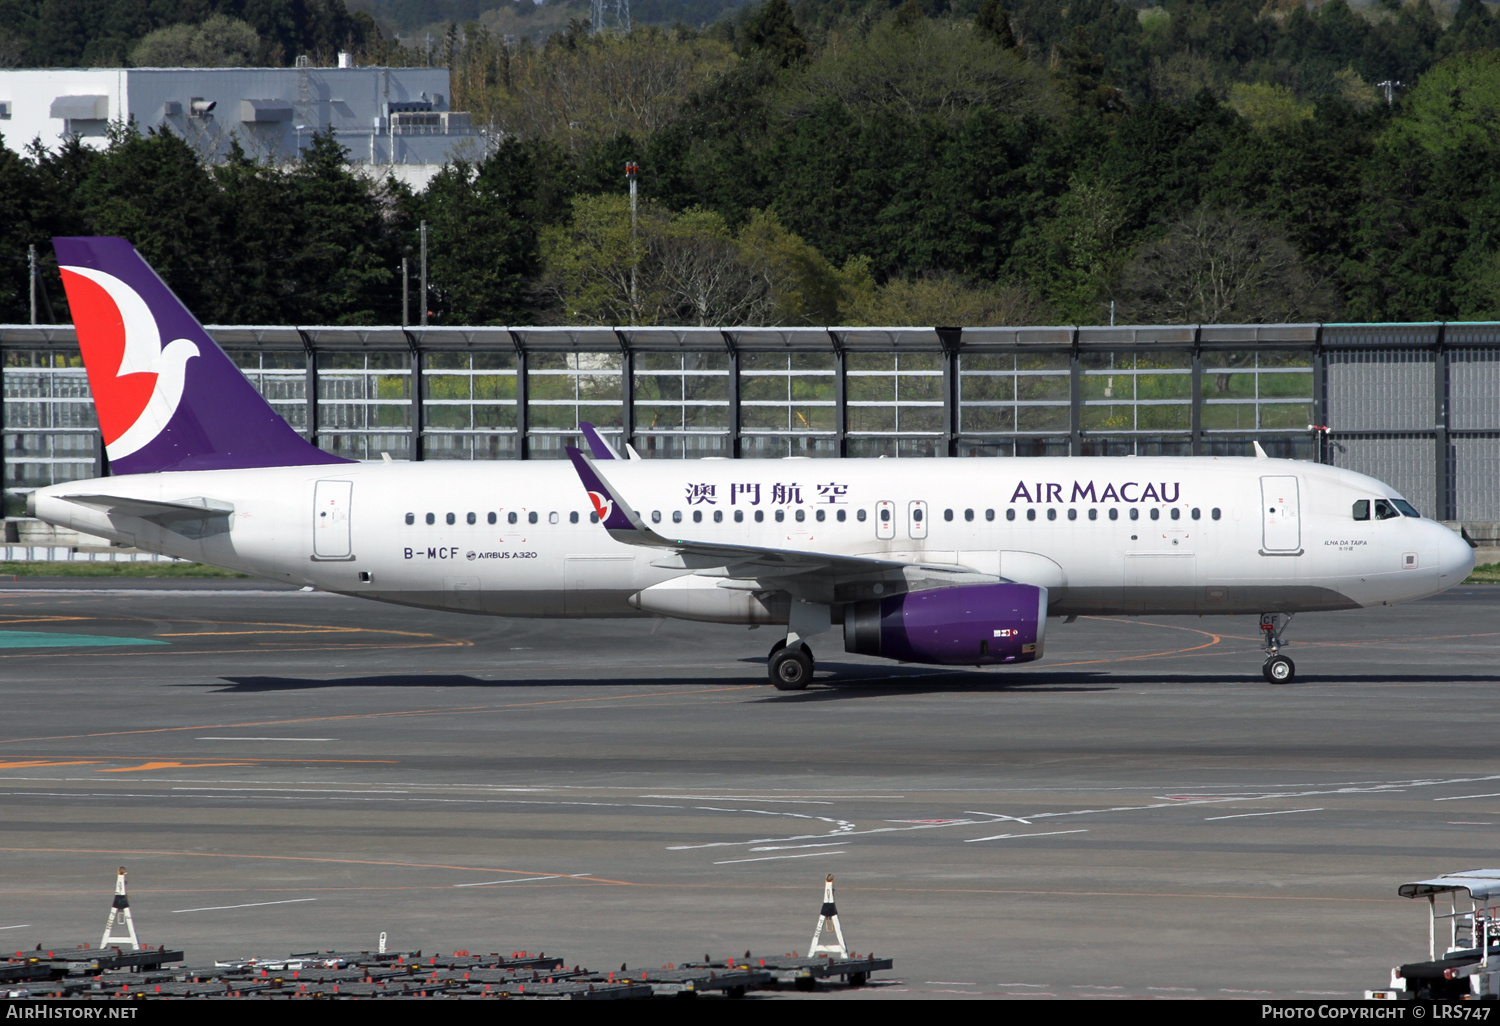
[30,456,1474,622]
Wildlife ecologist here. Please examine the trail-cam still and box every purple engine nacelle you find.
[842,583,1048,667]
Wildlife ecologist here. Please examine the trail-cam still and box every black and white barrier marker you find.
[99,866,139,951]
[808,873,848,959]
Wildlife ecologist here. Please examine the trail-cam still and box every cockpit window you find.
[1352,499,1369,521]
[1391,498,1420,518]
[1374,499,1399,520]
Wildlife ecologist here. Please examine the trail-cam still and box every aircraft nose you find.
[1436,522,1476,584]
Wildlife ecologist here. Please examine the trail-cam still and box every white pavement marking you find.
[1204,808,1325,821]
[172,898,317,913]
[173,787,410,794]
[195,737,339,742]
[0,925,33,931]
[965,828,1089,844]
[749,842,849,851]
[1435,792,1500,801]
[454,874,591,888]
[713,851,846,865]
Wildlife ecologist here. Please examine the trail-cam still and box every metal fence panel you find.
[1327,350,1434,432]
[1332,435,1437,515]
[1454,434,1500,521]
[1451,349,1500,430]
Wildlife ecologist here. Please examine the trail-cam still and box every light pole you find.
[626,161,638,320]
[294,124,309,158]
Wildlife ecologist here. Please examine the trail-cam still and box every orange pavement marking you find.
[0,760,102,769]
[99,761,254,772]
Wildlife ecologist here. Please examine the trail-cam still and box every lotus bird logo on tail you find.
[588,491,613,523]
[58,265,200,462]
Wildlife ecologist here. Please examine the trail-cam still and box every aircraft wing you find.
[564,448,993,598]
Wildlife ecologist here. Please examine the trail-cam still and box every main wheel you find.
[1262,654,1295,684]
[769,646,814,690]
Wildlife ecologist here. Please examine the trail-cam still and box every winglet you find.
[578,422,618,460]
[1252,440,1269,459]
[565,446,647,535]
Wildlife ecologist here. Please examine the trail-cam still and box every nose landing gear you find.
[1260,613,1295,684]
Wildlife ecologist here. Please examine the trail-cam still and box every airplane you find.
[24,237,1476,688]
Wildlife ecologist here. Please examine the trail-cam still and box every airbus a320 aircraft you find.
[26,238,1475,688]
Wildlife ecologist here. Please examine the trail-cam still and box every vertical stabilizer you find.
[52,236,352,475]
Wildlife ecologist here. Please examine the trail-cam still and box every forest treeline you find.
[9,0,1500,327]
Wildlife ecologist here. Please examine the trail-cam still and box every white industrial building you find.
[0,63,484,188]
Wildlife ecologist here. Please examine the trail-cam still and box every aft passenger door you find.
[312,479,353,560]
[1260,476,1301,554]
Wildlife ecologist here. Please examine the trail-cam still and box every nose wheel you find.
[1259,613,1295,684]
[1262,654,1295,684]
[769,642,814,690]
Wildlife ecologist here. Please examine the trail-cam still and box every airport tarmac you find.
[2,580,1500,999]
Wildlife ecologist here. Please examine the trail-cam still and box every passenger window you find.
[1374,499,1399,520]
[528,511,538,524]
[1211,508,1221,520]
[1149,508,1160,521]
[913,508,924,523]
[1067,508,1077,521]
[1088,508,1097,521]
[1352,500,1369,521]
[446,512,456,525]
[693,510,703,523]
[548,512,558,525]
[836,509,846,522]
[755,510,765,523]
[1026,509,1036,521]
[590,512,599,524]
[986,509,995,521]
[1191,508,1200,521]
[775,510,785,522]
[673,511,683,524]
[735,510,744,523]
[943,509,954,522]
[467,512,477,525]
[795,509,805,522]
[880,507,891,523]
[1129,508,1139,521]
[405,512,414,525]
[1108,508,1118,521]
[570,511,579,524]
[815,509,825,522]
[1047,508,1057,521]
[964,509,974,522]
[1169,508,1180,521]
[487,512,497,525]
[652,510,661,523]
[507,512,517,525]
[713,510,723,523]
[1006,509,1016,522]
[856,509,867,522]
[426,513,435,525]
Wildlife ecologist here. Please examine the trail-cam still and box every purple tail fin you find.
[52,236,352,475]
[578,421,618,460]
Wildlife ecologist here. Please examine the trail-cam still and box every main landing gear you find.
[768,639,815,690]
[1260,612,1295,684]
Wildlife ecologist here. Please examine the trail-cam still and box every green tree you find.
[974,0,1018,51]
[129,15,259,67]
[743,0,806,68]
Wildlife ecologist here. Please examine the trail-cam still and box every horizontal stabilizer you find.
[61,494,235,523]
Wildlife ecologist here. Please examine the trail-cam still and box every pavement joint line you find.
[0,685,756,745]
[1203,808,1325,821]
[965,828,1090,843]
[172,898,318,913]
